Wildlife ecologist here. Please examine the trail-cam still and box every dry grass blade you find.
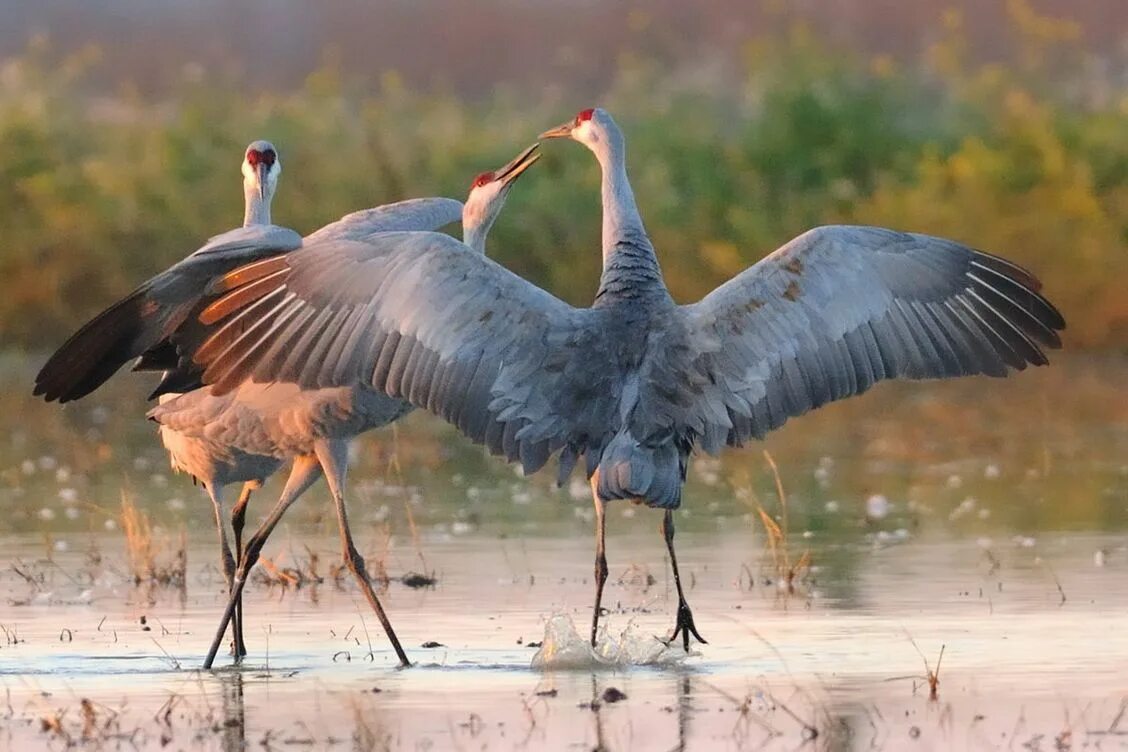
[889,633,945,702]
[119,492,187,587]
[753,451,811,597]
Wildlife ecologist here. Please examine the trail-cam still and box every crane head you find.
[241,140,281,202]
[538,107,618,151]
[462,143,540,252]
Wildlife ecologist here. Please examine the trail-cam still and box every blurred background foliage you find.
[2,1,1127,350]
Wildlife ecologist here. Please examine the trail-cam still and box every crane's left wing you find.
[679,225,1065,451]
[188,232,616,473]
[304,198,463,244]
[34,224,302,403]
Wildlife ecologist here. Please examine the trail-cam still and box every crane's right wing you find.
[304,197,463,244]
[33,224,302,403]
[189,232,617,474]
[678,225,1065,451]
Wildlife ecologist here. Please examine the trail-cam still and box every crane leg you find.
[315,439,411,668]
[661,510,706,651]
[204,484,240,658]
[203,455,322,669]
[589,472,609,649]
[229,482,256,660]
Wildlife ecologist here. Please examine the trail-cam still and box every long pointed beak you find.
[496,143,541,187]
[538,120,574,140]
[256,163,269,200]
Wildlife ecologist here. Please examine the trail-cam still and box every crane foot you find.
[663,598,707,652]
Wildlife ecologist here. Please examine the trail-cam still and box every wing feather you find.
[191,232,611,474]
[34,225,301,402]
[680,225,1064,446]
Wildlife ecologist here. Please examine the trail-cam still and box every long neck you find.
[462,212,494,254]
[594,138,667,305]
[243,182,271,226]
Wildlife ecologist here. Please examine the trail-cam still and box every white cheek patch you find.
[576,120,596,142]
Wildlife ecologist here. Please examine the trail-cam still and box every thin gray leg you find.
[229,482,255,660]
[204,483,240,657]
[662,510,706,651]
[589,472,609,648]
[315,439,410,668]
[203,456,323,669]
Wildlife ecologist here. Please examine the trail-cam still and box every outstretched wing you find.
[680,225,1065,450]
[192,232,617,472]
[34,224,302,403]
[304,198,463,244]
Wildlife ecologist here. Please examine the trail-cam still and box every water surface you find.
[1,354,1127,750]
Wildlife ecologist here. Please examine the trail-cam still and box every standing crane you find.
[35,140,299,659]
[34,140,462,661]
[158,143,543,668]
[182,108,1064,653]
[33,143,542,666]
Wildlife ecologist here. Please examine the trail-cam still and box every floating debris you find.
[601,687,627,703]
[401,572,438,589]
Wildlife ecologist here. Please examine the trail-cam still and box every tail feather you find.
[595,431,684,509]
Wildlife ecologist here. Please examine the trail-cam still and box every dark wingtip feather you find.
[970,251,1066,333]
[34,286,155,403]
[966,252,1066,368]
[133,340,180,372]
[147,365,204,400]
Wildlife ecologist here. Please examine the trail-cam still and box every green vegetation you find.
[2,8,1127,349]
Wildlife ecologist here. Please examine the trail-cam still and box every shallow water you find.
[2,354,1128,749]
[4,528,1128,750]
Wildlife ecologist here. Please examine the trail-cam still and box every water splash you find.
[530,614,690,670]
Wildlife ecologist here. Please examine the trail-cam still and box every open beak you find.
[496,142,541,187]
[538,120,574,140]
[256,163,269,200]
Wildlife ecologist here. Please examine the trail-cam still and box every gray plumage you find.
[179,111,1064,651]
[158,142,541,668]
[194,112,1064,514]
[35,138,473,666]
[35,140,295,660]
[33,213,301,402]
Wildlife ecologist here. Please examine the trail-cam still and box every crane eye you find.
[471,172,492,189]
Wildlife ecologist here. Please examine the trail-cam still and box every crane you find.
[166,108,1065,653]
[161,143,543,668]
[32,142,535,665]
[34,140,462,662]
[153,141,289,659]
[36,140,299,658]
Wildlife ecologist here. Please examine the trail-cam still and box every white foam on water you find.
[530,613,691,670]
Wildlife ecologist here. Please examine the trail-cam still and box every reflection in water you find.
[588,675,606,752]
[670,674,692,752]
[217,671,245,752]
